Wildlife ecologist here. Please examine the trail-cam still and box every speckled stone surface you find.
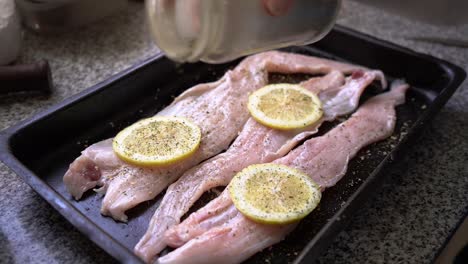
[0,1,467,264]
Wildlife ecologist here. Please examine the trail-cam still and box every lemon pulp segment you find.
[112,116,201,166]
[229,164,321,225]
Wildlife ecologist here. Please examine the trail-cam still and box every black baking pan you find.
[0,25,465,264]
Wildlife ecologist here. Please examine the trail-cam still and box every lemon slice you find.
[248,84,323,130]
[229,164,321,225]
[112,116,201,166]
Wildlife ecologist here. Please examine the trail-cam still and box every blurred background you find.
[0,0,467,263]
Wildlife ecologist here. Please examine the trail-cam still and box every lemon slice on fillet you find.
[248,84,323,130]
[113,116,201,166]
[229,164,321,225]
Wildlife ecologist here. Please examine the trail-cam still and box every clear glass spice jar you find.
[146,0,341,63]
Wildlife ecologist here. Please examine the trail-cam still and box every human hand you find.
[262,0,294,16]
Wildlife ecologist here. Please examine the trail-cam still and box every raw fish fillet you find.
[63,51,364,222]
[135,69,386,262]
[160,82,409,264]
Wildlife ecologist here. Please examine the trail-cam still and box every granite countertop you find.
[1,1,467,263]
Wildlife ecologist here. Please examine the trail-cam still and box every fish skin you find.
[240,51,367,76]
[135,70,386,262]
[160,82,409,264]
[63,51,364,222]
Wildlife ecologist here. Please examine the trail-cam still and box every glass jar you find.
[0,0,22,65]
[146,0,341,63]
